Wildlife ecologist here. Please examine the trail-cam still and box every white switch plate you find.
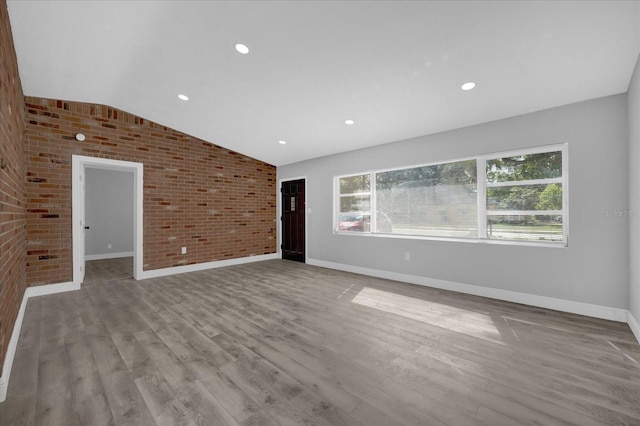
[107,243,112,249]
[181,247,187,255]
[404,252,410,261]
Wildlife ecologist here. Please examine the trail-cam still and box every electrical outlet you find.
[107,243,112,249]
[404,252,410,261]
[181,247,187,255]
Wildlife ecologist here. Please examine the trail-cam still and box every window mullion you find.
[371,172,376,233]
[486,210,563,216]
[477,158,487,239]
[334,177,339,232]
[486,177,563,188]
[340,191,371,196]
[562,144,569,242]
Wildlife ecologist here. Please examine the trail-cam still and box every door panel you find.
[282,179,305,262]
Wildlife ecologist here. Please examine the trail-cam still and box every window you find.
[376,160,477,238]
[337,174,371,232]
[334,144,567,245]
[483,150,564,242]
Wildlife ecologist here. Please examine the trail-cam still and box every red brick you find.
[0,0,27,376]
[23,97,277,280]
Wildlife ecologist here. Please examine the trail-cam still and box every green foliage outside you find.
[487,151,563,225]
[376,159,477,191]
[486,151,562,182]
[487,183,562,211]
[536,183,562,210]
[339,174,370,194]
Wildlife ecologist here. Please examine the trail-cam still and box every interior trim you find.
[629,311,640,344]
[137,253,278,280]
[307,258,631,325]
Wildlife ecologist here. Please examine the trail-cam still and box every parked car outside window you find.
[339,211,392,233]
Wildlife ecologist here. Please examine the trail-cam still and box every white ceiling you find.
[7,1,640,166]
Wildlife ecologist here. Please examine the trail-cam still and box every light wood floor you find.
[1,259,639,425]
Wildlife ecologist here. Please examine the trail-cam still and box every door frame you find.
[278,176,307,261]
[72,155,144,287]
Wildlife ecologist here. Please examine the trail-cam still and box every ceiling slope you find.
[7,1,640,166]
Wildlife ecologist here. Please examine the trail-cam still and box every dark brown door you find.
[281,179,305,262]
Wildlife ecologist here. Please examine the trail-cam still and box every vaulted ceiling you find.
[7,1,640,166]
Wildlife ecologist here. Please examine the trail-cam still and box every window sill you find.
[333,230,568,248]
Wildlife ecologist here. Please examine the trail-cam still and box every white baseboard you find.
[0,281,75,402]
[85,251,134,261]
[307,258,630,323]
[0,289,28,402]
[629,311,640,344]
[138,253,279,280]
[26,281,79,298]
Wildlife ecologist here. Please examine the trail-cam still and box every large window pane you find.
[486,215,563,241]
[376,160,478,238]
[487,184,562,211]
[338,173,371,233]
[487,151,562,183]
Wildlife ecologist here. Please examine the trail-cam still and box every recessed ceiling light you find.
[345,119,355,125]
[235,43,249,54]
[279,140,287,145]
[178,94,189,101]
[461,82,476,91]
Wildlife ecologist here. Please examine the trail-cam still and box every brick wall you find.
[0,0,27,376]
[25,97,276,285]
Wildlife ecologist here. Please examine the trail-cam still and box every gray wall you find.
[85,168,134,257]
[279,94,629,309]
[629,54,640,322]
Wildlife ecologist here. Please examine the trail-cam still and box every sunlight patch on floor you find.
[351,287,503,341]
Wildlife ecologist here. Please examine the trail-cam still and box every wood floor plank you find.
[135,370,176,419]
[0,392,37,426]
[73,392,116,426]
[2,258,640,426]
[34,387,74,426]
[191,364,275,425]
[174,380,240,426]
[35,299,74,426]
[68,358,107,409]
[98,369,156,426]
[133,330,197,388]
[220,357,320,426]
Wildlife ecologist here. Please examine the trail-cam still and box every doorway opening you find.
[83,168,134,283]
[72,155,143,287]
[280,177,306,263]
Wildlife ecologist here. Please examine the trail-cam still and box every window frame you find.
[479,144,568,243]
[335,172,374,233]
[334,143,568,247]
